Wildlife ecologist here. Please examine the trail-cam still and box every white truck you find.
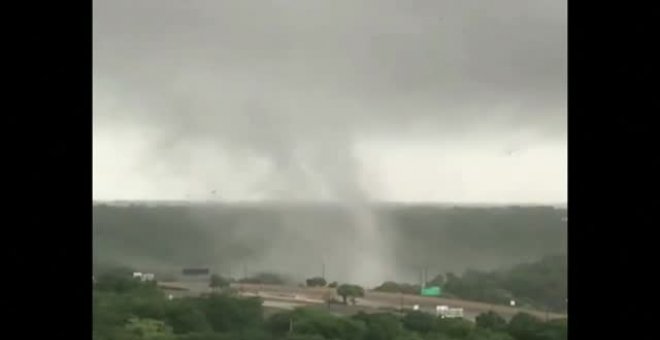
[436,305,464,318]
[132,272,155,282]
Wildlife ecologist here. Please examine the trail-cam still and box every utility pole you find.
[420,267,425,289]
[322,262,326,280]
[420,265,429,289]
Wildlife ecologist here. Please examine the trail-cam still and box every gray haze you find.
[93,0,567,285]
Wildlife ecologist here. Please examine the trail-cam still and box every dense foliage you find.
[336,284,365,304]
[443,255,567,312]
[209,275,230,290]
[306,277,327,287]
[374,281,422,295]
[94,272,566,340]
[93,204,566,280]
[374,255,567,313]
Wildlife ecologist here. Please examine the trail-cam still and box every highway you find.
[158,282,566,321]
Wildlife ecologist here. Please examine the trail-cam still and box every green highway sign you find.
[421,286,442,296]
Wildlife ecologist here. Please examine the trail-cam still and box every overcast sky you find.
[93,0,567,204]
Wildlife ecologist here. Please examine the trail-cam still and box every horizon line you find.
[92,199,567,207]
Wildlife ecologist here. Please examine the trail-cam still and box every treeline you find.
[93,204,567,280]
[374,255,567,313]
[94,272,566,340]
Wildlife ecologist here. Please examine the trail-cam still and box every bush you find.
[353,312,405,340]
[433,317,474,339]
[197,294,264,333]
[476,311,508,332]
[124,317,175,339]
[374,281,422,295]
[402,311,435,334]
[209,275,230,290]
[467,329,514,340]
[265,311,293,336]
[287,308,366,340]
[336,284,365,304]
[164,299,212,334]
[507,313,544,340]
[95,272,143,293]
[305,277,327,287]
[283,335,325,340]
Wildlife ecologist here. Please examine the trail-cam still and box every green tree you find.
[93,278,168,339]
[287,308,366,340]
[179,330,274,340]
[209,274,230,291]
[374,281,404,293]
[374,281,421,295]
[433,317,474,339]
[476,311,508,332]
[422,333,453,340]
[394,332,424,340]
[265,311,294,336]
[353,312,405,340]
[534,318,567,340]
[336,284,365,304]
[124,317,175,339]
[164,299,212,334]
[129,288,169,320]
[283,334,325,340]
[467,329,514,340]
[507,313,544,340]
[402,311,435,334]
[305,277,327,287]
[198,294,264,332]
[175,334,228,340]
[95,271,142,293]
[328,281,338,288]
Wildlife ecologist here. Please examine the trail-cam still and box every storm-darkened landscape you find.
[93,0,567,339]
[93,202,566,285]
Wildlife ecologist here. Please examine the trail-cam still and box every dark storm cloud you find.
[93,0,567,284]
[94,0,566,141]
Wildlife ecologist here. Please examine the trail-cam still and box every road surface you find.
[158,282,566,321]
